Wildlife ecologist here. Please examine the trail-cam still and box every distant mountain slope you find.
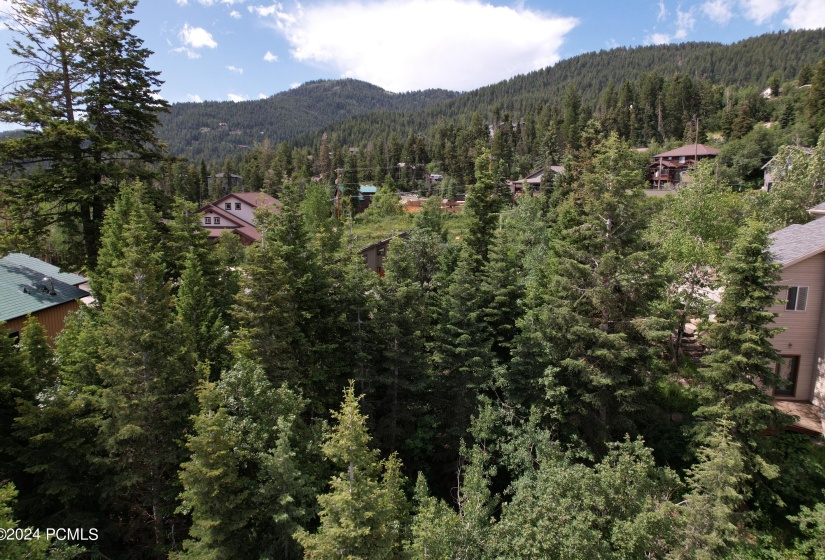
[158,28,825,162]
[157,79,459,162]
[301,29,825,148]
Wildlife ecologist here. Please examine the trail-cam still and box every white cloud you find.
[701,0,734,23]
[647,4,694,43]
[739,0,783,24]
[290,82,301,89]
[175,23,217,58]
[264,50,279,62]
[648,32,671,44]
[259,93,267,99]
[228,93,248,102]
[187,94,203,102]
[227,65,244,74]
[230,10,241,18]
[176,0,189,5]
[252,0,578,92]
[784,0,825,29]
[657,1,667,21]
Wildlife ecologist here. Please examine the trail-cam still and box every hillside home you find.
[509,166,565,196]
[334,185,377,215]
[761,146,813,191]
[196,192,280,245]
[1,253,88,343]
[767,216,825,435]
[358,232,409,276]
[648,143,719,189]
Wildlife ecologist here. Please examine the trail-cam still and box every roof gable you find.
[770,217,825,267]
[653,144,720,158]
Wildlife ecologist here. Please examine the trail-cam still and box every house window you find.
[214,217,221,225]
[235,203,241,210]
[204,217,212,225]
[774,355,799,397]
[786,286,809,311]
[679,156,686,163]
[8,330,20,344]
[225,202,232,210]
[377,247,386,256]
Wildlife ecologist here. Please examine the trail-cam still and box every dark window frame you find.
[786,286,809,311]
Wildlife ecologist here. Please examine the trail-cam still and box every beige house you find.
[768,216,825,434]
[196,192,280,245]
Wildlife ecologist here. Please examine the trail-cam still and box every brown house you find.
[648,144,719,190]
[358,232,408,276]
[767,216,825,435]
[1,253,88,343]
[509,166,565,196]
[196,192,280,245]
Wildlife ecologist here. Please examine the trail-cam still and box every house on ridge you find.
[648,143,719,190]
[0,253,88,343]
[196,192,280,245]
[509,166,565,196]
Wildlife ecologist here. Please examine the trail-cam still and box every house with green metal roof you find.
[0,253,88,342]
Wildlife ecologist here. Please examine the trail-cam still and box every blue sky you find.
[1,0,825,105]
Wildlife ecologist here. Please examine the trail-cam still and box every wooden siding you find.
[2,300,80,345]
[770,253,825,402]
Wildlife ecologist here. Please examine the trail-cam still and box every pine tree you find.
[96,182,195,557]
[0,0,168,265]
[295,382,409,559]
[674,418,751,559]
[176,360,311,560]
[693,222,789,495]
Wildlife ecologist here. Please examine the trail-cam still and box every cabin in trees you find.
[334,185,377,216]
[761,146,813,191]
[767,215,825,435]
[0,253,88,344]
[648,144,719,189]
[196,192,280,245]
[358,232,409,276]
[509,166,565,196]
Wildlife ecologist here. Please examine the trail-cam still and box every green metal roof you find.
[0,253,89,322]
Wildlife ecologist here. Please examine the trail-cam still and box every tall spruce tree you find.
[96,182,194,558]
[693,222,789,491]
[0,0,168,265]
[295,382,409,559]
[176,360,312,560]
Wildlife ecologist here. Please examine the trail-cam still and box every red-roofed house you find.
[648,143,719,189]
[196,192,280,245]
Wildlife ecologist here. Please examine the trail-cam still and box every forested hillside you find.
[157,79,459,162]
[156,28,825,165]
[4,2,825,558]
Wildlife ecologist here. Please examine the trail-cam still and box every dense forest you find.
[157,28,825,165]
[3,1,825,559]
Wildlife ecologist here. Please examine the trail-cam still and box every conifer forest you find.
[3,1,825,558]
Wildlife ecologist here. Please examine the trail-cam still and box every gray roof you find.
[769,217,825,267]
[0,253,88,322]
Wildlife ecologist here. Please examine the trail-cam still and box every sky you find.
[1,0,825,105]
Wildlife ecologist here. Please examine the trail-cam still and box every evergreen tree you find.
[693,222,787,440]
[176,360,312,560]
[674,419,751,559]
[295,382,409,559]
[0,0,168,265]
[96,182,194,558]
